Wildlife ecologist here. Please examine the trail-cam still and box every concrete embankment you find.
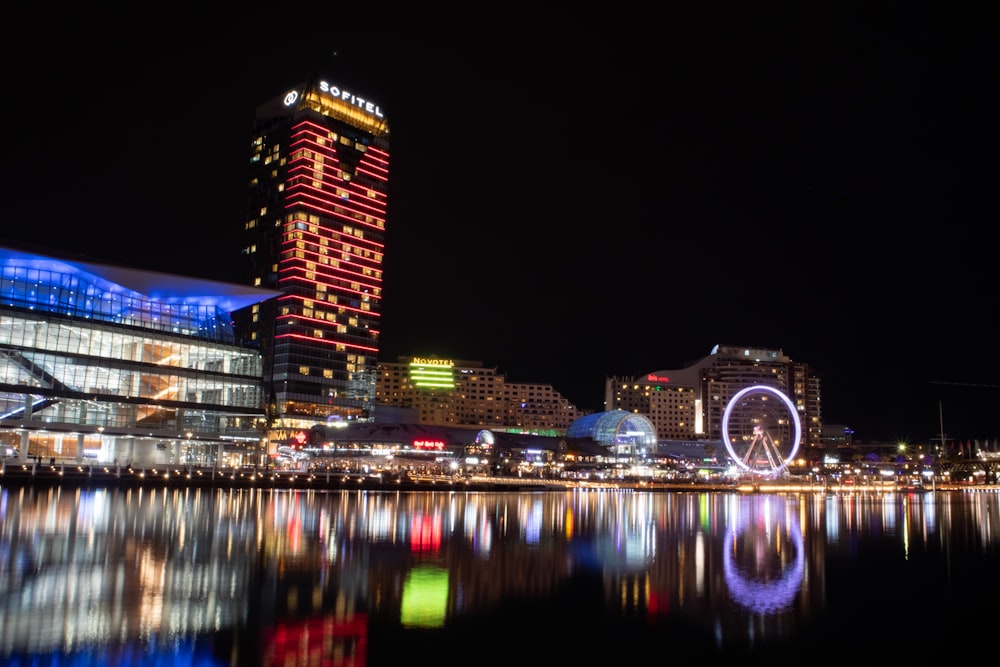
[0,462,570,492]
[2,461,996,493]
[0,463,737,492]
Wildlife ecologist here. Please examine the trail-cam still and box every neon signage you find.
[413,440,445,451]
[647,374,669,382]
[410,358,456,389]
[411,358,454,367]
[283,82,386,120]
[319,81,384,118]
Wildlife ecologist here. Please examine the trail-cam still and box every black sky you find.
[5,9,995,443]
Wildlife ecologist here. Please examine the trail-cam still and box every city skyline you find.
[6,14,993,443]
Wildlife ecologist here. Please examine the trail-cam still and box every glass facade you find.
[0,246,279,466]
[566,409,658,458]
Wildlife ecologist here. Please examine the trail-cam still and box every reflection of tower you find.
[256,492,371,665]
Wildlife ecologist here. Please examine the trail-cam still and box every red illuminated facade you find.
[236,77,390,444]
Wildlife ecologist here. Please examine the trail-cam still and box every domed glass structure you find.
[566,410,657,457]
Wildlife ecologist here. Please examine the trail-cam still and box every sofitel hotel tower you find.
[234,78,390,444]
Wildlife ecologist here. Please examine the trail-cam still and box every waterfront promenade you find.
[2,459,995,493]
[0,460,572,492]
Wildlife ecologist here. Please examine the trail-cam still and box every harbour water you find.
[1,484,998,665]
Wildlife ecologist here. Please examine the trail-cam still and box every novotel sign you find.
[283,81,385,119]
[411,358,455,367]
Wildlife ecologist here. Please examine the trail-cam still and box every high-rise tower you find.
[236,76,389,445]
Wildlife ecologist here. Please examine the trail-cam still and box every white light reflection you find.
[0,488,253,655]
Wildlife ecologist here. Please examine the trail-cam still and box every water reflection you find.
[722,495,805,614]
[1,486,998,665]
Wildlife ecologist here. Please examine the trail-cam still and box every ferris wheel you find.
[721,385,802,476]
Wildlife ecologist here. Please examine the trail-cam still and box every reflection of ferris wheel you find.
[722,495,805,613]
[722,385,802,475]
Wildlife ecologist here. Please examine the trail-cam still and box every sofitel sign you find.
[283,82,385,120]
[324,80,385,118]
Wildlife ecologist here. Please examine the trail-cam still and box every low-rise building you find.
[375,355,585,431]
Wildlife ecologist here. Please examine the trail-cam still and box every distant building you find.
[605,344,823,455]
[0,243,280,466]
[234,75,390,448]
[375,356,585,432]
[820,423,854,448]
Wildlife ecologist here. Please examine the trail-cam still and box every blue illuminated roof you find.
[0,244,282,312]
[566,410,657,448]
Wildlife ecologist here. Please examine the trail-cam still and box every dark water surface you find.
[1,486,997,665]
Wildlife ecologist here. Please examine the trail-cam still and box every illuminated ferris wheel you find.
[721,385,802,476]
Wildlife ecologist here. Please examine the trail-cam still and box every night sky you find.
[5,10,994,444]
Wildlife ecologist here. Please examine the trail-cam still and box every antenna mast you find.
[938,400,947,452]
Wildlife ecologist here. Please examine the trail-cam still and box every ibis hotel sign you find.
[284,81,385,120]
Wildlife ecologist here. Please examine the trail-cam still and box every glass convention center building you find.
[0,244,280,467]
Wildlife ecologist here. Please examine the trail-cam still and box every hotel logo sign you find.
[283,81,386,120]
[411,358,454,367]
